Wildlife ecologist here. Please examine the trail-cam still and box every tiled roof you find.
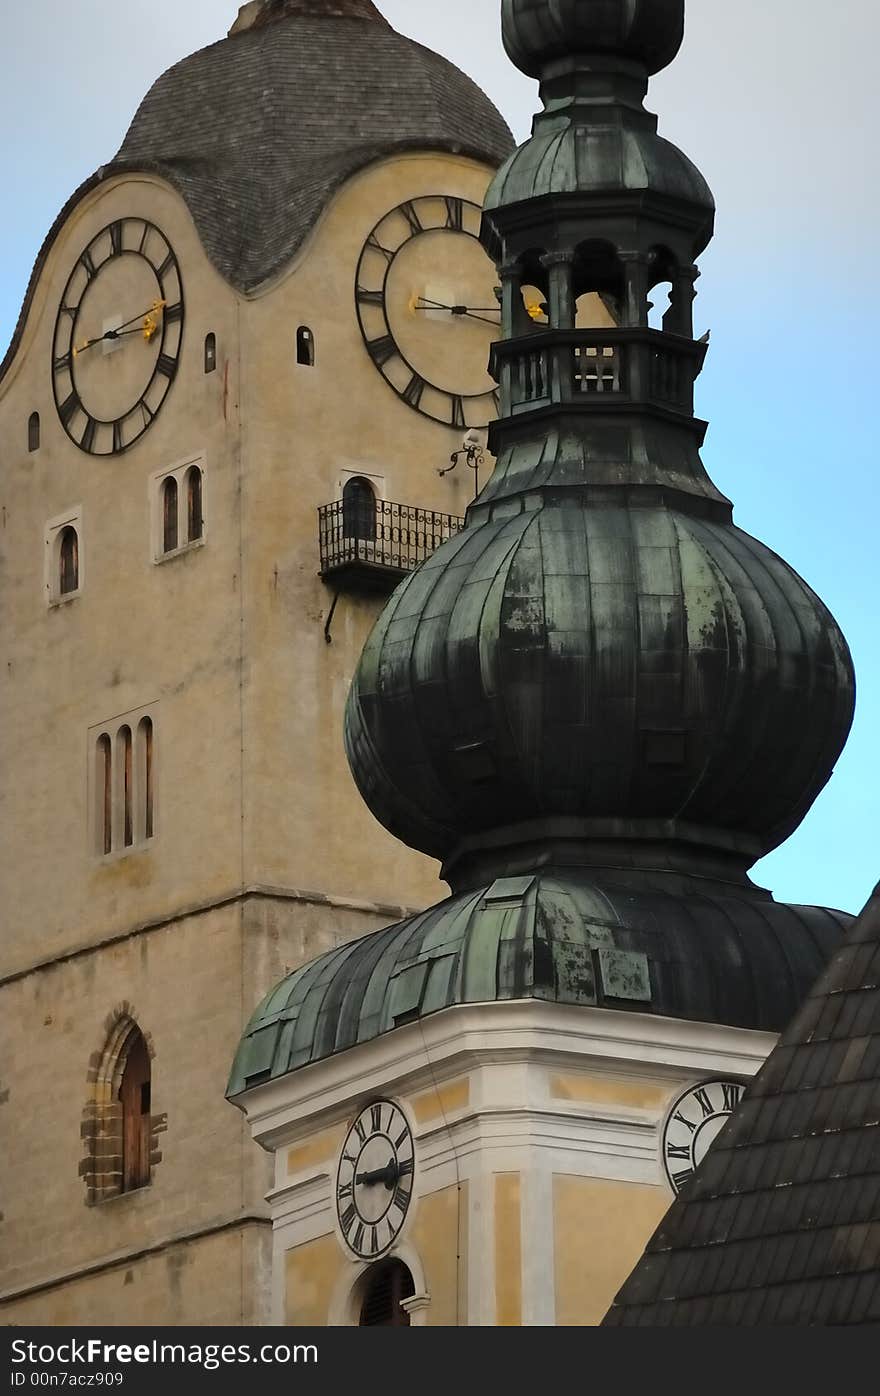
[603,883,880,1327]
[228,866,850,1097]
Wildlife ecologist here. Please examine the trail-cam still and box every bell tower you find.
[230,0,857,1326]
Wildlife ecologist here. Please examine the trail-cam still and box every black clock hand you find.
[415,297,500,326]
[356,1160,400,1189]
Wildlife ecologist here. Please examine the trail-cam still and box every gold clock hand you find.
[73,301,166,357]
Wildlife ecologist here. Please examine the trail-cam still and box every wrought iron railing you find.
[318,498,464,580]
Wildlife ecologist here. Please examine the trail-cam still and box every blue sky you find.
[3,1,877,913]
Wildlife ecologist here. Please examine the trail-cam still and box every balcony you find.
[491,328,707,418]
[318,497,464,593]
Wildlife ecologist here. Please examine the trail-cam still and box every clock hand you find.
[415,297,500,326]
[73,301,166,357]
[355,1160,400,1189]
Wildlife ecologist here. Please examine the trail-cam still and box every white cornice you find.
[235,999,775,1151]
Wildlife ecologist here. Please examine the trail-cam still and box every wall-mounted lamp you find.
[439,429,485,500]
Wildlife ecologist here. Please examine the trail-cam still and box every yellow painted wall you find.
[551,1074,673,1111]
[285,1235,341,1327]
[409,1183,467,1326]
[494,1174,522,1327]
[553,1175,669,1326]
[409,1077,470,1125]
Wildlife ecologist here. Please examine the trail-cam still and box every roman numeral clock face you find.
[336,1101,415,1260]
[52,219,184,455]
[662,1079,747,1194]
[355,195,500,430]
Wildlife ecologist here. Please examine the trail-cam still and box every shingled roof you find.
[603,883,880,1327]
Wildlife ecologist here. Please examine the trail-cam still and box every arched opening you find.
[573,240,624,313]
[97,734,112,856]
[296,326,315,367]
[204,332,217,374]
[186,466,203,543]
[118,726,133,848]
[342,477,377,545]
[119,1029,152,1194]
[359,1260,416,1327]
[59,526,79,596]
[520,285,548,326]
[137,717,154,842]
[28,412,40,453]
[81,1014,156,1205]
[162,477,178,554]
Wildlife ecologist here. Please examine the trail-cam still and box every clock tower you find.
[0,1,513,1325]
[229,0,856,1326]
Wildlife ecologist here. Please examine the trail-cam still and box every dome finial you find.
[502,0,685,80]
[229,0,387,36]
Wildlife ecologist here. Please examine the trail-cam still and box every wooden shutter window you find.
[187,466,203,543]
[359,1260,415,1327]
[119,1032,152,1193]
[59,526,79,595]
[162,477,178,553]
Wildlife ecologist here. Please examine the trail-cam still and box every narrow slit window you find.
[204,333,217,374]
[138,716,154,842]
[119,726,133,848]
[186,466,203,543]
[97,734,112,856]
[59,526,79,595]
[28,412,40,453]
[162,477,178,553]
[118,1030,152,1194]
[296,326,315,366]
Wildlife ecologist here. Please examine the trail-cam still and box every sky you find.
[2,1,878,914]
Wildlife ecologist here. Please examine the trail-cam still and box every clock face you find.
[336,1101,415,1261]
[662,1079,746,1195]
[355,195,500,430]
[52,219,184,456]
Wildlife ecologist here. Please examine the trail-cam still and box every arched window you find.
[118,726,133,848]
[342,477,377,544]
[359,1260,416,1327]
[81,1015,156,1204]
[59,526,79,595]
[204,333,217,374]
[186,466,204,543]
[97,734,112,856]
[296,326,315,367]
[119,1030,152,1193]
[162,477,178,554]
[138,717,154,842]
[28,411,40,453]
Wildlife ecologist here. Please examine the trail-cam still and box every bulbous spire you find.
[345,0,855,897]
[502,0,685,79]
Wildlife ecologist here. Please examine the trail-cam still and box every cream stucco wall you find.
[0,148,499,1322]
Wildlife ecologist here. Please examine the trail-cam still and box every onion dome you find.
[105,2,514,291]
[346,504,854,888]
[228,869,851,1093]
[502,0,686,79]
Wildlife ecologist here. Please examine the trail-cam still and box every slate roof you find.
[227,866,851,1097]
[0,3,513,381]
[603,883,880,1327]
[112,10,514,292]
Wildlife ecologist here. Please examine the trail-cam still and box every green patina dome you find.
[228,869,851,1096]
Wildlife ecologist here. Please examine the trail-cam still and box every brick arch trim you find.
[79,1004,165,1206]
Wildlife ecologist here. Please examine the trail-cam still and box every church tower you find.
[0,1,512,1324]
[229,0,857,1326]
